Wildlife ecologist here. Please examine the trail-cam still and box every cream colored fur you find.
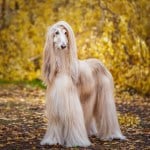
[41,21,125,147]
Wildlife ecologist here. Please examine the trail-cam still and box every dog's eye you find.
[64,31,67,35]
[55,31,59,35]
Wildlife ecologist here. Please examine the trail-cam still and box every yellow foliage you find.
[0,0,149,95]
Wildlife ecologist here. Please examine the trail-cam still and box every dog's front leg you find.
[63,87,91,147]
[41,74,90,147]
[40,120,63,145]
[56,75,90,147]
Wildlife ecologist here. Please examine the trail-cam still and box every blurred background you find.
[0,0,149,95]
[0,1,149,149]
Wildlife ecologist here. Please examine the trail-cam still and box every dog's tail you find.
[88,59,125,140]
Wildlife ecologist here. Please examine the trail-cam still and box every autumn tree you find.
[0,0,149,95]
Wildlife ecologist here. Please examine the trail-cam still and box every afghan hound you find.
[41,21,125,147]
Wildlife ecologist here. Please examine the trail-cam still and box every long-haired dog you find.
[41,21,125,147]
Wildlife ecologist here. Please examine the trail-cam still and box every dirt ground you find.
[0,85,149,150]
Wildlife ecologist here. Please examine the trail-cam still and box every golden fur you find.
[41,21,125,147]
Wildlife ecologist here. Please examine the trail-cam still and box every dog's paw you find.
[40,138,52,145]
[40,137,61,145]
[65,140,91,147]
[100,134,126,141]
[115,135,126,140]
[40,139,46,145]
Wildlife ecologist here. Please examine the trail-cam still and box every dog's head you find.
[46,21,77,52]
[42,21,78,85]
[53,25,68,50]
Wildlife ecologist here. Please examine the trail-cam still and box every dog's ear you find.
[42,28,56,85]
[65,24,79,84]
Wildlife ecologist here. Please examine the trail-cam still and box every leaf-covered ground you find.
[0,85,149,150]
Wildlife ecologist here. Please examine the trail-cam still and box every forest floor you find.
[0,84,149,150]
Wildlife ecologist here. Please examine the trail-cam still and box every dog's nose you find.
[61,45,66,49]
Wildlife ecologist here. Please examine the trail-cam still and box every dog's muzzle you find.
[61,44,67,49]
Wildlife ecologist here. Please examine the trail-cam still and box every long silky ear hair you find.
[57,21,79,83]
[42,26,56,85]
[42,21,79,85]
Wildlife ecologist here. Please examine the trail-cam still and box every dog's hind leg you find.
[95,69,125,141]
